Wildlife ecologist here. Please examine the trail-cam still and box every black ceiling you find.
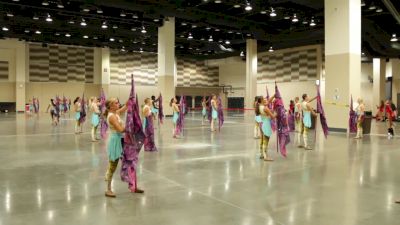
[0,0,398,59]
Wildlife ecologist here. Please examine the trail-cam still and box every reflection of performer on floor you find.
[299,94,317,150]
[151,95,160,121]
[90,97,101,141]
[46,99,60,125]
[202,96,210,125]
[354,98,365,139]
[210,94,218,132]
[294,97,303,146]
[143,98,157,151]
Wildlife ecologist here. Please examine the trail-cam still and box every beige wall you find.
[0,41,17,102]
[361,63,373,111]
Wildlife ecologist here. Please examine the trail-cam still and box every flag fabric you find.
[79,94,86,124]
[207,95,212,123]
[175,95,185,136]
[55,95,61,115]
[158,93,164,124]
[217,96,224,131]
[349,95,357,133]
[100,89,108,139]
[316,85,329,138]
[266,87,277,132]
[63,95,68,113]
[33,97,39,113]
[121,75,145,190]
[274,83,290,157]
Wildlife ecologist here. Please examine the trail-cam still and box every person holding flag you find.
[354,98,365,139]
[257,95,276,161]
[301,94,318,150]
[143,98,157,151]
[170,97,180,138]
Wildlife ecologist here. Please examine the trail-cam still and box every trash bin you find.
[362,116,372,134]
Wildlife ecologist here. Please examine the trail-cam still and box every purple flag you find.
[63,95,68,113]
[121,75,145,190]
[55,95,61,114]
[207,95,212,123]
[266,87,277,132]
[274,84,290,157]
[316,85,329,138]
[349,95,357,133]
[79,94,86,124]
[100,88,108,139]
[217,96,224,131]
[158,93,164,124]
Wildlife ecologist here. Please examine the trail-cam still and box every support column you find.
[245,39,257,108]
[15,41,27,112]
[325,0,361,131]
[372,58,386,113]
[100,48,110,95]
[390,59,400,107]
[158,17,175,116]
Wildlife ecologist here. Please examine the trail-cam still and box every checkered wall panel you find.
[0,61,9,81]
[110,51,158,86]
[29,43,94,83]
[257,48,318,83]
[176,58,219,87]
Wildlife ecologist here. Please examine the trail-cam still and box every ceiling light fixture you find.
[7,12,14,17]
[292,14,298,22]
[245,2,252,11]
[302,20,308,24]
[376,8,383,13]
[153,18,159,22]
[260,10,267,14]
[112,25,118,29]
[215,0,222,3]
[93,36,98,40]
[83,7,90,12]
[240,51,245,57]
[80,18,87,26]
[97,8,103,14]
[269,46,274,52]
[310,19,316,26]
[208,35,213,42]
[120,11,126,17]
[33,15,39,20]
[140,48,143,53]
[2,27,9,31]
[24,29,30,33]
[83,35,88,39]
[368,4,376,10]
[55,32,60,36]
[131,27,137,31]
[35,30,41,34]
[101,21,108,29]
[225,40,230,44]
[57,2,64,8]
[234,4,241,8]
[46,14,52,22]
[132,14,138,19]
[141,26,147,33]
[361,1,365,7]
[109,37,115,42]
[270,8,277,17]
[42,1,49,6]
[65,33,71,37]
[391,34,398,42]
[192,24,197,28]
[181,22,187,26]
[188,33,193,39]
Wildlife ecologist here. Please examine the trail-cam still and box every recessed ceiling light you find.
[376,8,383,13]
[132,14,138,19]
[260,10,267,14]
[270,8,277,17]
[234,4,241,8]
[7,12,14,17]
[240,51,245,57]
[55,32,60,36]
[246,33,251,37]
[192,24,197,28]
[42,1,49,6]
[80,18,87,26]
[2,27,9,31]
[181,22,187,26]
[93,36,98,40]
[101,22,108,29]
[24,29,30,33]
[139,48,143,53]
[97,8,103,14]
[228,30,233,33]
[361,1,366,7]
[391,34,398,42]
[284,16,290,20]
[225,40,230,44]
[208,35,213,42]
[68,20,75,24]
[214,0,222,3]
[141,26,147,33]
[292,14,298,22]
[83,7,90,12]
[153,18,159,22]
[245,2,252,11]
[46,14,52,22]
[180,46,184,49]
[35,30,41,34]
[119,39,123,43]
[310,19,316,26]
[201,37,205,41]
[368,4,376,10]
[362,52,365,55]
[206,27,211,31]
[120,11,126,17]
[188,33,193,39]
[112,25,118,29]
[302,20,308,24]
[65,33,71,37]
[131,27,136,31]
[12,0,20,2]
[269,46,274,52]
[109,37,115,42]
[83,35,88,39]
[33,15,39,20]
[57,2,64,8]
[236,32,241,35]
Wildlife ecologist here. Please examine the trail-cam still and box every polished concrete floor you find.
[0,111,400,225]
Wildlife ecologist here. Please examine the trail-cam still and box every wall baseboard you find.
[328,127,347,133]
